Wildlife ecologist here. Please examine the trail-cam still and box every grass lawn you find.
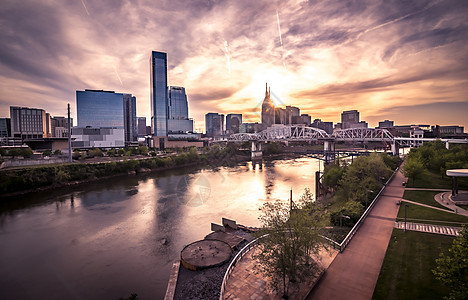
[402,190,451,211]
[397,202,468,226]
[373,229,454,300]
[406,169,468,190]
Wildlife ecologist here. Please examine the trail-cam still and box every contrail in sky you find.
[276,10,286,68]
[224,40,231,74]
[80,0,90,16]
[113,66,123,86]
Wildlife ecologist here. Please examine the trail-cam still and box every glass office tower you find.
[150,51,168,136]
[76,90,124,128]
[168,86,193,133]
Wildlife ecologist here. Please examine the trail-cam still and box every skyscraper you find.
[205,113,224,137]
[261,83,275,128]
[150,51,168,137]
[76,89,136,145]
[137,117,147,137]
[226,114,242,134]
[10,106,48,140]
[77,90,124,128]
[168,86,193,133]
[123,94,137,143]
[341,110,360,129]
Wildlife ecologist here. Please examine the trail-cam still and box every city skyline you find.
[1,0,467,130]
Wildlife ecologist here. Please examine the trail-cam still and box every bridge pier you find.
[323,140,335,164]
[446,141,450,150]
[251,141,263,160]
[391,141,399,156]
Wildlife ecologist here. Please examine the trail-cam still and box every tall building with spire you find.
[261,83,275,128]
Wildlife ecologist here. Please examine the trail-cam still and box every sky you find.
[0,0,467,132]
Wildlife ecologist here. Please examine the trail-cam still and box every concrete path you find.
[394,221,461,236]
[223,246,338,299]
[404,188,451,192]
[307,169,407,300]
[434,192,468,217]
[400,199,453,213]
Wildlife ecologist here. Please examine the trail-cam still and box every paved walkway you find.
[434,191,468,217]
[400,199,454,213]
[394,221,461,236]
[404,188,451,191]
[223,246,338,299]
[307,168,407,300]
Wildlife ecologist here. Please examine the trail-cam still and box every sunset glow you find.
[0,0,467,131]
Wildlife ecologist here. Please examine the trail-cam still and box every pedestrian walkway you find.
[394,221,461,236]
[405,188,451,192]
[307,168,407,300]
[401,199,453,213]
[223,246,338,299]
[434,191,468,217]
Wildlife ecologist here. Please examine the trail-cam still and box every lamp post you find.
[366,190,374,208]
[380,176,386,186]
[404,204,409,232]
[340,214,350,227]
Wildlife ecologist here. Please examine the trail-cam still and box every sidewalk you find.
[307,169,407,300]
[223,246,338,299]
[400,199,454,213]
[394,221,461,236]
[434,191,468,217]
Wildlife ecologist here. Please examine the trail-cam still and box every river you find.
[0,156,322,299]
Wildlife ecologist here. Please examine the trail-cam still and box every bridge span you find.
[216,125,467,160]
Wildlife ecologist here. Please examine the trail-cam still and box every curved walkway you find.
[222,246,338,299]
[307,169,406,300]
[434,191,468,217]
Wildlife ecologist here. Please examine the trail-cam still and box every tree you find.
[19,147,33,158]
[402,158,424,184]
[53,149,62,156]
[253,189,327,298]
[42,149,52,157]
[433,226,468,300]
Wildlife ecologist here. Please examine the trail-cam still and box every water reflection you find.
[0,156,322,300]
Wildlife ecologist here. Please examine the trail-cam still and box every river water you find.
[0,156,321,300]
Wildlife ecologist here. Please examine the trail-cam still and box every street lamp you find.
[404,204,409,232]
[340,214,350,227]
[366,190,374,208]
[380,176,386,185]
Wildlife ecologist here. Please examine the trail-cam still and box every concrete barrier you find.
[222,218,238,230]
[211,223,225,232]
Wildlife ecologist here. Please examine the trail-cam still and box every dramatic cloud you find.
[0,0,467,130]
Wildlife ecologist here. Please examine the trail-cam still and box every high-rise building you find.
[77,90,124,128]
[76,89,136,145]
[378,120,394,128]
[124,94,137,144]
[286,106,300,124]
[226,114,242,135]
[205,113,224,137]
[261,83,275,128]
[168,86,193,133]
[150,51,168,137]
[0,118,11,138]
[312,119,333,134]
[137,117,147,137]
[341,110,360,129]
[10,106,48,140]
[51,116,73,138]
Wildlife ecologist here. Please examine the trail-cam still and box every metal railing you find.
[218,165,400,298]
[219,234,268,300]
[336,165,400,252]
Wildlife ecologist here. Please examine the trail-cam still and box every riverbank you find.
[0,150,306,199]
[0,151,250,198]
